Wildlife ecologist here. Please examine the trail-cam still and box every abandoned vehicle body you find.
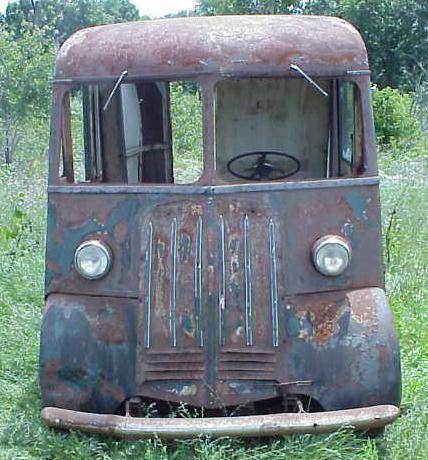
[40,15,401,438]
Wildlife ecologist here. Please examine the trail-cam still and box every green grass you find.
[0,142,427,459]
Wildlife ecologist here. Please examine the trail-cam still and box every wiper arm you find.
[103,70,128,111]
[290,64,329,97]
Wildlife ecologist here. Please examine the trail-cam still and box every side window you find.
[58,81,203,185]
[59,89,86,183]
[82,86,103,181]
[338,82,362,176]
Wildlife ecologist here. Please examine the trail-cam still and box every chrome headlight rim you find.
[74,240,112,280]
[312,235,352,277]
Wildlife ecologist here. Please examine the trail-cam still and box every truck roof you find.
[55,15,369,81]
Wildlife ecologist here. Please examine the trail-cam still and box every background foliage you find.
[196,0,296,15]
[170,83,204,183]
[303,0,428,89]
[4,0,139,43]
[372,86,421,147]
[0,25,54,163]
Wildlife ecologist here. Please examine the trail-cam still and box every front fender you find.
[40,294,138,414]
[280,288,401,410]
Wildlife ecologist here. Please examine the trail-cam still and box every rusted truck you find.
[40,15,401,438]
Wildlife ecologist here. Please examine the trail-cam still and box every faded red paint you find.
[55,16,368,81]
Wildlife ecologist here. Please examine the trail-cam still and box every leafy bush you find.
[372,86,421,145]
[170,82,203,183]
[0,25,54,164]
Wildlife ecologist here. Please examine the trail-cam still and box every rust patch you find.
[286,294,351,343]
[55,16,368,80]
[348,289,378,325]
[309,300,349,342]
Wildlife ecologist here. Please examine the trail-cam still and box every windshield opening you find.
[54,77,363,186]
[56,80,203,185]
[214,78,362,183]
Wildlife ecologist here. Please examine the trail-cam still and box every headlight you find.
[74,240,112,280]
[312,235,351,277]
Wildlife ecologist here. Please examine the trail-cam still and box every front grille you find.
[139,199,282,352]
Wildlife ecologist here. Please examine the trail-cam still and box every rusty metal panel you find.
[40,294,138,414]
[139,200,207,350]
[43,180,400,412]
[40,287,400,412]
[55,16,368,81]
[45,194,144,297]
[46,182,383,300]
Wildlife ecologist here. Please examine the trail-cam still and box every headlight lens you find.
[312,235,351,277]
[74,240,112,280]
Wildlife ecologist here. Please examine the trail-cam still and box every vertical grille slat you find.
[169,218,177,347]
[243,214,254,346]
[144,221,153,348]
[269,219,280,347]
[194,216,204,347]
[218,215,226,346]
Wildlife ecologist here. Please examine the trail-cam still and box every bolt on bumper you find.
[41,405,399,439]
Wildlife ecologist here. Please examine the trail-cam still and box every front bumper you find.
[41,405,399,439]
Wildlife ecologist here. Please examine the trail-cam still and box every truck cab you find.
[40,15,400,438]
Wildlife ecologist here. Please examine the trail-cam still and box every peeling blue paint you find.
[345,191,368,221]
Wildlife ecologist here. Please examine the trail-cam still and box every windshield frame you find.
[48,75,376,187]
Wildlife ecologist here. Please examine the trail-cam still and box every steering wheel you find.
[227,151,300,181]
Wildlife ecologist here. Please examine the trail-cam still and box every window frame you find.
[337,80,364,177]
[50,78,207,186]
[49,76,372,187]
[212,76,339,183]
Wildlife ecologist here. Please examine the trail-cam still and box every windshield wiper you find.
[103,70,128,111]
[290,64,329,97]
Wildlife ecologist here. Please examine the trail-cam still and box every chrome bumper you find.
[41,405,399,439]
